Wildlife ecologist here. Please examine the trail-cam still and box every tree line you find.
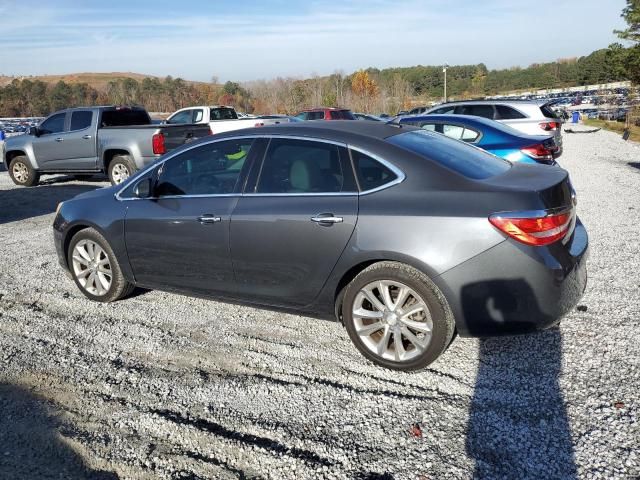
[0,43,636,118]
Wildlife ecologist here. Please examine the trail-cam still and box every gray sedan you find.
[53,122,588,371]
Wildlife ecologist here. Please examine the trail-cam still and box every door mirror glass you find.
[134,178,153,198]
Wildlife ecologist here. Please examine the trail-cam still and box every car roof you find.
[219,120,418,141]
[400,113,502,128]
[301,107,351,112]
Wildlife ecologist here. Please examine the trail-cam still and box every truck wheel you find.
[108,155,135,185]
[9,156,40,187]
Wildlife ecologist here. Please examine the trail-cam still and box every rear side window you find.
[257,138,345,193]
[70,111,93,131]
[101,109,150,127]
[351,150,397,192]
[210,108,238,120]
[330,110,356,120]
[307,111,325,120]
[430,106,455,114]
[387,130,511,180]
[457,104,495,119]
[496,105,526,119]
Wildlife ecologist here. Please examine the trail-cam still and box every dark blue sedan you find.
[397,114,561,164]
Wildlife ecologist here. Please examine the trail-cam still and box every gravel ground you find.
[0,129,638,480]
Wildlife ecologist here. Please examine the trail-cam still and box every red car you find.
[295,107,356,121]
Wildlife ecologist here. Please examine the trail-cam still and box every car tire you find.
[342,261,455,372]
[108,155,135,185]
[8,156,39,187]
[68,228,135,303]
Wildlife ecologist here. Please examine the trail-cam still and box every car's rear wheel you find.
[342,261,455,372]
[68,228,134,302]
[9,156,39,186]
[108,155,135,185]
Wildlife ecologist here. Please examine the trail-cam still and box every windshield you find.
[387,130,511,180]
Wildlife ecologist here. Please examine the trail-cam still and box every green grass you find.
[582,118,640,142]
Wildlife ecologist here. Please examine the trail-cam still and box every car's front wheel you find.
[342,261,455,372]
[68,228,134,302]
[8,156,39,186]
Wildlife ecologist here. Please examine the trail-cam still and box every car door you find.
[230,137,358,307]
[58,110,98,170]
[31,112,69,169]
[123,137,257,296]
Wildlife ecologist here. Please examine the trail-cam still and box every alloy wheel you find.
[71,239,112,296]
[352,280,433,362]
[12,162,28,183]
[111,163,130,184]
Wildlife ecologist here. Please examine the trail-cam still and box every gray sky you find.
[0,0,628,81]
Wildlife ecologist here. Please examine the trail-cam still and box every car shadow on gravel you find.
[463,280,577,478]
[0,183,99,224]
[628,162,640,171]
[0,383,118,479]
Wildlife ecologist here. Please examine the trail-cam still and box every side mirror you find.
[134,178,153,198]
[28,126,39,137]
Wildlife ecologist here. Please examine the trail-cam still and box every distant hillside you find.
[0,72,205,91]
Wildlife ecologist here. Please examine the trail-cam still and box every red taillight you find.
[520,144,553,161]
[489,210,572,246]
[539,121,560,131]
[208,127,213,135]
[152,133,165,155]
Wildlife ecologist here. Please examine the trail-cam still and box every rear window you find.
[70,110,93,131]
[100,109,150,127]
[329,110,356,120]
[539,105,558,119]
[307,111,325,120]
[387,130,511,180]
[210,108,238,120]
[457,104,495,119]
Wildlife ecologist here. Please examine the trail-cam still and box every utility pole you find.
[443,64,448,103]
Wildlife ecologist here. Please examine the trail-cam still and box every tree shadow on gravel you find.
[0,383,118,479]
[465,295,577,480]
[0,182,99,224]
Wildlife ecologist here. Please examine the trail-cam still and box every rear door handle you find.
[198,214,222,224]
[82,135,92,140]
[55,137,64,142]
[311,213,343,224]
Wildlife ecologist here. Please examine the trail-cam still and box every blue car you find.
[397,114,561,164]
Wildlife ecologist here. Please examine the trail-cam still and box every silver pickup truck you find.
[2,106,211,186]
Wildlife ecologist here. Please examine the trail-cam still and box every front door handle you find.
[55,137,64,142]
[198,214,222,224]
[82,134,92,140]
[311,213,343,224]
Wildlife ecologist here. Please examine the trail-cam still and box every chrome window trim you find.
[348,145,406,195]
[114,135,402,201]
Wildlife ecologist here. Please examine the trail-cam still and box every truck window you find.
[210,108,238,120]
[39,113,66,135]
[100,109,151,127]
[70,111,93,131]
[167,110,192,124]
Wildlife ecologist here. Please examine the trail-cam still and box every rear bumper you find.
[437,219,588,337]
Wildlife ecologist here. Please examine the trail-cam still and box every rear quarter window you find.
[387,130,511,180]
[496,105,526,119]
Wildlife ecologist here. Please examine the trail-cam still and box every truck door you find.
[32,112,69,170]
[61,110,98,169]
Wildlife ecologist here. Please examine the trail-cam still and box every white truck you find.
[165,105,257,135]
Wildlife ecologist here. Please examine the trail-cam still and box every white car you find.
[166,105,257,135]
[424,100,563,147]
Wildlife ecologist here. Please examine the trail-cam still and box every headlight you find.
[55,202,63,216]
